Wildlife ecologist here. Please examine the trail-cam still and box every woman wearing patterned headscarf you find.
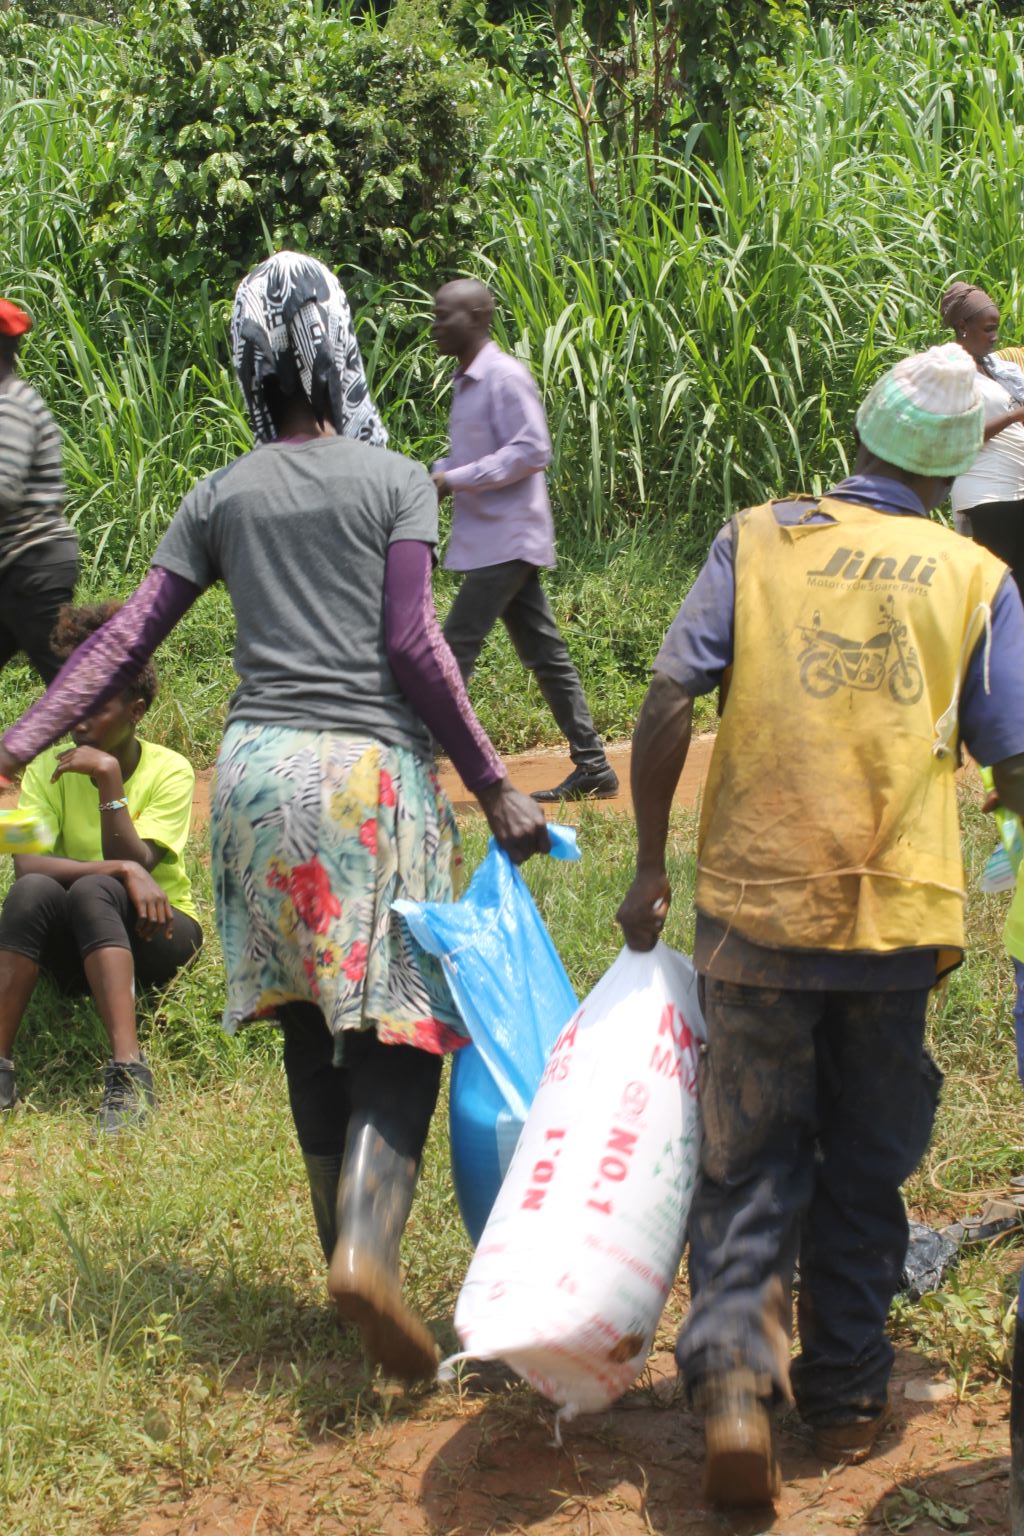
[232,252,388,448]
[942,280,1024,588]
[0,251,549,1382]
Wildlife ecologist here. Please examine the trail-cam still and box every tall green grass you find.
[9,5,1024,563]
[4,4,1024,759]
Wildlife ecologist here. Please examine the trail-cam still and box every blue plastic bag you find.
[395,825,580,1241]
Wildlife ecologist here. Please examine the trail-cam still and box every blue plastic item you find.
[448,1046,526,1246]
[395,825,580,1242]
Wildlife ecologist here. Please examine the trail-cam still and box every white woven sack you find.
[446,942,704,1423]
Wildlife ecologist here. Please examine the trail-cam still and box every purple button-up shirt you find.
[435,340,556,572]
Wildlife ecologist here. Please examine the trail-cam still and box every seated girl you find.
[0,603,202,1131]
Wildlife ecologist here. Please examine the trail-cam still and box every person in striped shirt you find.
[0,299,78,684]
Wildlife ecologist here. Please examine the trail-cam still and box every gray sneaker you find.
[0,1056,17,1113]
[97,1059,156,1134]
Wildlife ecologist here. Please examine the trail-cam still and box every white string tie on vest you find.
[931,600,992,758]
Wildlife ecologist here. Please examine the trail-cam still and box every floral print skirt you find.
[211,722,465,1056]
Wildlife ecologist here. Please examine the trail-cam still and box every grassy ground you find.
[0,796,1021,1534]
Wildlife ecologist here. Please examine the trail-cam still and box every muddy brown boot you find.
[327,1119,438,1384]
[812,1403,890,1466]
[302,1153,343,1263]
[698,1369,781,1508]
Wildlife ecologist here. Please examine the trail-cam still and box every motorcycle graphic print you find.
[797,595,924,705]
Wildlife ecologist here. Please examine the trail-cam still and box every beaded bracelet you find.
[99,797,129,813]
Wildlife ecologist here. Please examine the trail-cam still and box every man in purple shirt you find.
[430,279,617,801]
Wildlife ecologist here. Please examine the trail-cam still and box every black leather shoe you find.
[531,765,619,803]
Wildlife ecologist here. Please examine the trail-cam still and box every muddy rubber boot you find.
[302,1153,343,1264]
[327,1118,438,1384]
[698,1369,781,1509]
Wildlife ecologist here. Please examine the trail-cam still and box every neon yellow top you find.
[1005,867,1024,963]
[18,739,198,920]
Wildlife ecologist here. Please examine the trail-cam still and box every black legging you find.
[279,1001,442,1161]
[0,872,203,992]
[963,497,1024,595]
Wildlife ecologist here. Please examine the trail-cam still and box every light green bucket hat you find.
[855,342,984,478]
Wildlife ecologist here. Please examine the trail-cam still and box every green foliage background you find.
[91,0,482,293]
[3,0,1024,761]
[3,10,1024,1532]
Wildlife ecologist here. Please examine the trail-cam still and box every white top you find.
[951,364,1024,513]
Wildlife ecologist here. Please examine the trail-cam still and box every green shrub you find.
[90,0,484,294]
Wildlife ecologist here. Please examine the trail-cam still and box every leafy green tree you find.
[450,1,808,193]
[91,0,483,295]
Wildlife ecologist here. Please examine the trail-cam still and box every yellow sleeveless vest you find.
[695,498,1007,965]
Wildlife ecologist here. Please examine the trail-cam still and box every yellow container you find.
[0,809,55,855]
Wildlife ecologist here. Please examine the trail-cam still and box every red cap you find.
[0,300,32,338]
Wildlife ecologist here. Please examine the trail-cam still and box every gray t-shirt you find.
[154,436,438,755]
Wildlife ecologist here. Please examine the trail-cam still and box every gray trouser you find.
[443,560,606,771]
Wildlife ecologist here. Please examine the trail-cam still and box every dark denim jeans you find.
[443,560,606,771]
[1012,1269,1024,1535]
[677,978,940,1425]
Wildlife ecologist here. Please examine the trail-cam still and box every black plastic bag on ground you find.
[900,1220,961,1300]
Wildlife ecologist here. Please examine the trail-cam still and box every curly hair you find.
[51,602,158,708]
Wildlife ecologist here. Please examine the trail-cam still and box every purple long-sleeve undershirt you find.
[3,566,202,763]
[3,547,507,795]
[384,540,505,793]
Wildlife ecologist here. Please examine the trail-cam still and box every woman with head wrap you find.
[0,251,549,1382]
[942,281,1024,587]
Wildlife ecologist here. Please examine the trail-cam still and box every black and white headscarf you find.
[230,252,388,446]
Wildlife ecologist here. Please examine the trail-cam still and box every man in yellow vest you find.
[617,344,1024,1507]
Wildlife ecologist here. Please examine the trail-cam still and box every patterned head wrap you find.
[940,281,997,332]
[231,252,387,446]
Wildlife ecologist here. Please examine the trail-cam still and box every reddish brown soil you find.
[128,1347,1012,1535]
[1,738,716,832]
[436,737,716,818]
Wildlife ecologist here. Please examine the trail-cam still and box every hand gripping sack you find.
[447,942,704,1421]
[394,827,580,1242]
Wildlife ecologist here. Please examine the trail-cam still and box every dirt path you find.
[130,1346,1011,1536]
[1,738,715,831]
[184,736,714,829]
[437,737,715,816]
